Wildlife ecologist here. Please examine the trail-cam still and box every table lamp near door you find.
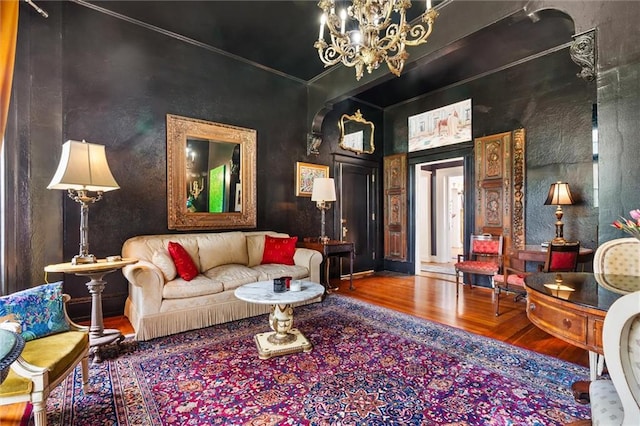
[544,181,574,244]
[311,177,336,243]
[47,140,120,264]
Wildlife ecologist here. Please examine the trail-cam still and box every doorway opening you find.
[414,158,464,275]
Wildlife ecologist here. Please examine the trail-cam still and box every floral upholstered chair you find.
[589,290,640,425]
[494,241,580,316]
[454,234,503,297]
[0,282,90,426]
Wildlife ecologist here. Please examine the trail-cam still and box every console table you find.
[300,239,354,291]
[44,258,137,362]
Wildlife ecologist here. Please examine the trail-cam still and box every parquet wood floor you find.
[0,272,589,425]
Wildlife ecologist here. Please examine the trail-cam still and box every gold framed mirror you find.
[338,109,375,154]
[167,114,256,230]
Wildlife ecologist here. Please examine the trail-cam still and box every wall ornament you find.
[570,29,596,82]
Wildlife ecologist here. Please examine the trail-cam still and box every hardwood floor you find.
[1,272,589,425]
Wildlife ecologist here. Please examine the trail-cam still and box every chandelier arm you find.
[404,17,436,46]
[376,24,403,51]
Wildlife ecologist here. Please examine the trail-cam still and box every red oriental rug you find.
[39,295,590,425]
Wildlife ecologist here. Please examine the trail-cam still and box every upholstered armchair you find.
[454,234,503,297]
[0,282,90,426]
[589,290,640,425]
[494,241,581,316]
[593,237,640,275]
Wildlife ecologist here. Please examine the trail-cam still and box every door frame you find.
[408,145,474,274]
[333,154,381,273]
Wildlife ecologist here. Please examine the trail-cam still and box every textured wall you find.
[385,49,598,271]
[14,2,318,318]
[9,1,640,316]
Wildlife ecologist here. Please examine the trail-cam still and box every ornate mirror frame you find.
[338,109,375,154]
[167,114,257,230]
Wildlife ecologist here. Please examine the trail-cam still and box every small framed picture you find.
[295,162,329,197]
[234,183,242,212]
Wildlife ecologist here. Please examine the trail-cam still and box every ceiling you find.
[83,1,577,109]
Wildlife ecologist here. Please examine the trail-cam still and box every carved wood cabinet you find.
[383,154,407,261]
[474,129,526,257]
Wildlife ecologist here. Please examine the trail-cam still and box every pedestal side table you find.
[44,258,137,362]
[235,281,324,359]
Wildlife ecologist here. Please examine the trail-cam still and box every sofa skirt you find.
[124,295,321,341]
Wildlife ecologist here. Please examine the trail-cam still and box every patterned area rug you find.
[42,295,590,425]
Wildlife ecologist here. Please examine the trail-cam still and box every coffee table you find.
[234,280,324,359]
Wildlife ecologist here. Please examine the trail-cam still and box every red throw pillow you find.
[167,241,198,281]
[261,235,298,266]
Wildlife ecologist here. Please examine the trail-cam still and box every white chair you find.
[593,237,640,276]
[589,291,640,425]
[0,285,90,426]
[590,238,640,380]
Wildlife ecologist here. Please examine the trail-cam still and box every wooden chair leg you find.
[495,285,501,316]
[81,355,90,394]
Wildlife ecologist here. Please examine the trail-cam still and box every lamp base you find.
[72,254,97,265]
[551,237,567,244]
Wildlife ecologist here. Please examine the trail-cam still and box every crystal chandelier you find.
[314,0,438,80]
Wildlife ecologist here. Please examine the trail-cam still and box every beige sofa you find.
[121,231,323,341]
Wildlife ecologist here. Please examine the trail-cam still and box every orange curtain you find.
[0,0,19,150]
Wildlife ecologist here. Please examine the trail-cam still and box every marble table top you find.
[235,280,324,305]
[1,329,24,384]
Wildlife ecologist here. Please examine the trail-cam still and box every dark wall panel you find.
[385,48,598,271]
[52,3,311,318]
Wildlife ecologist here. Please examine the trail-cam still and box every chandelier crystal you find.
[314,0,438,80]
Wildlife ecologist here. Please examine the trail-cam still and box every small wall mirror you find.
[339,109,375,154]
[167,114,256,230]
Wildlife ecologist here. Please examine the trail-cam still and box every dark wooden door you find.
[336,161,378,273]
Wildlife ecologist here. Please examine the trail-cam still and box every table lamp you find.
[544,181,574,244]
[311,177,336,243]
[48,140,120,264]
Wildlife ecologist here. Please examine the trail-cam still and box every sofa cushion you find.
[198,232,249,271]
[168,242,199,281]
[152,249,177,281]
[247,235,265,267]
[203,264,261,291]
[0,282,69,341]
[252,264,309,281]
[163,275,225,299]
[262,235,298,265]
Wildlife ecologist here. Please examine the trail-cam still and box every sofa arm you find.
[122,260,164,316]
[294,248,323,284]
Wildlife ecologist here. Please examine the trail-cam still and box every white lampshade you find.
[47,140,120,192]
[544,181,574,206]
[311,178,336,202]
